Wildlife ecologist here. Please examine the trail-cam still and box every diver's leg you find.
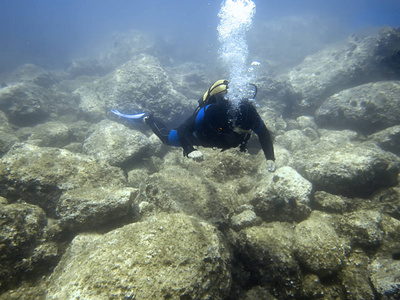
[144,115,172,145]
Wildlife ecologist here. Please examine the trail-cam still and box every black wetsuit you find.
[146,95,275,161]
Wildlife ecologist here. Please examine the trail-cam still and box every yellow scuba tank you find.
[198,79,229,107]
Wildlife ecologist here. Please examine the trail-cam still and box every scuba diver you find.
[111,80,276,172]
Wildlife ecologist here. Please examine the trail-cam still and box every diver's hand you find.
[188,150,204,162]
[267,160,276,172]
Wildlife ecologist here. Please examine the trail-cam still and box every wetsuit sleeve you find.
[253,116,275,161]
[176,113,197,156]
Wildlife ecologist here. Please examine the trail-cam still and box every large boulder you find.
[340,251,375,300]
[368,215,400,300]
[132,149,263,225]
[368,125,400,156]
[251,166,312,222]
[45,213,231,299]
[56,187,138,231]
[0,200,47,292]
[294,211,348,277]
[82,119,155,167]
[315,81,400,134]
[65,30,156,79]
[75,54,194,123]
[27,121,70,148]
[369,257,400,300]
[0,143,126,217]
[236,222,301,298]
[339,210,384,249]
[0,82,78,127]
[285,28,400,115]
[293,137,400,197]
[0,110,19,156]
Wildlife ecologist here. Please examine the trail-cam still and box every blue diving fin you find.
[111,109,146,124]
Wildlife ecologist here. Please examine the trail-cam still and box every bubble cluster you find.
[217,0,256,106]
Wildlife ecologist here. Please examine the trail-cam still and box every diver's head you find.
[232,98,256,131]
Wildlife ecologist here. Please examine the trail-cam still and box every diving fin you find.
[111,109,146,124]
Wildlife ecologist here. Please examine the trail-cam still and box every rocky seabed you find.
[1,28,400,299]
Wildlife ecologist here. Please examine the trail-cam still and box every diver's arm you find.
[176,114,197,156]
[253,117,275,161]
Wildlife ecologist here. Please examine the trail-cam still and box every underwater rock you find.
[0,110,19,157]
[339,210,384,249]
[373,187,400,220]
[368,125,400,156]
[255,76,301,117]
[313,191,351,214]
[315,81,400,134]
[0,83,48,126]
[294,211,348,277]
[251,166,312,223]
[286,28,400,115]
[98,29,156,71]
[274,129,312,153]
[165,62,209,101]
[82,119,154,168]
[299,273,326,299]
[0,143,126,217]
[369,257,400,300]
[238,285,278,300]
[340,251,375,300]
[6,64,48,84]
[27,121,70,148]
[65,58,107,79]
[293,140,400,198]
[45,213,231,299]
[75,54,192,123]
[231,209,261,231]
[0,201,47,292]
[56,187,137,231]
[0,81,78,127]
[237,222,300,298]
[135,163,217,221]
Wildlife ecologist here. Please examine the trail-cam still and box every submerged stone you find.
[0,143,126,217]
[315,81,400,134]
[294,211,348,277]
[45,213,231,299]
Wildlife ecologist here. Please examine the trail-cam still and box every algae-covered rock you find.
[76,54,192,122]
[369,125,400,156]
[0,201,46,292]
[239,285,278,300]
[0,82,77,127]
[0,143,126,216]
[286,28,400,115]
[294,211,347,277]
[294,142,400,197]
[237,222,300,298]
[369,257,400,300]
[340,251,375,300]
[339,210,384,248]
[57,187,138,231]
[315,81,400,134]
[313,191,351,213]
[135,163,220,221]
[251,166,312,222]
[0,110,19,156]
[274,129,311,153]
[231,209,261,231]
[27,121,70,148]
[46,213,231,299]
[299,274,325,299]
[82,119,154,167]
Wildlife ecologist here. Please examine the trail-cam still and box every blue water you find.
[0,0,399,71]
